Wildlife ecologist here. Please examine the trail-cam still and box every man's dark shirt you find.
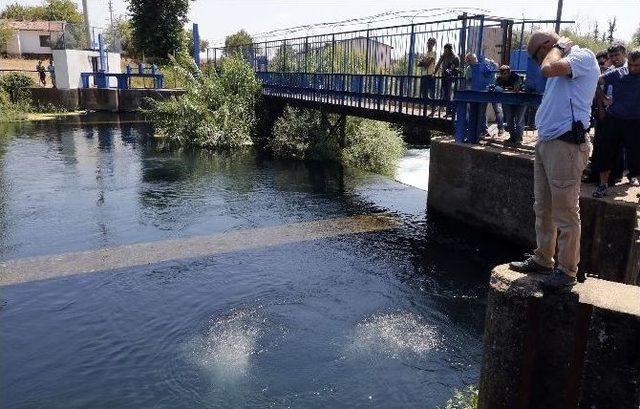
[603,67,640,119]
[495,72,522,91]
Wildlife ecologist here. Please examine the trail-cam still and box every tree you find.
[224,30,252,49]
[0,0,83,23]
[592,21,599,43]
[105,16,134,55]
[632,23,640,47]
[223,29,254,60]
[128,0,192,61]
[0,20,14,50]
[607,17,617,44]
[560,28,609,53]
[0,4,34,20]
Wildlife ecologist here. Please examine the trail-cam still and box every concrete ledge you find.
[28,87,80,111]
[427,138,640,284]
[28,88,185,112]
[79,88,119,112]
[117,89,185,112]
[479,265,640,409]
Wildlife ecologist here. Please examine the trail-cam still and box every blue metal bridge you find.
[207,14,571,133]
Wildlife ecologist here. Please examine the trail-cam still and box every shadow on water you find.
[0,117,524,409]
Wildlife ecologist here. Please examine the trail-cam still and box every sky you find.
[2,0,638,46]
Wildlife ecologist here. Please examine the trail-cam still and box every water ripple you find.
[345,311,441,360]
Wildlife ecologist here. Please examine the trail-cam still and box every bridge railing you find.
[208,14,509,74]
[257,72,462,117]
[208,16,574,123]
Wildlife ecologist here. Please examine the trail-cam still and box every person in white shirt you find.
[510,30,600,289]
[418,37,438,116]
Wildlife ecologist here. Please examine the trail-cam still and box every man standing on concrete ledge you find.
[509,31,599,289]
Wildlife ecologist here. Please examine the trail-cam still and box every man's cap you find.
[526,31,558,58]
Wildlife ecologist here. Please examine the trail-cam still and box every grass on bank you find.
[0,71,84,122]
[439,386,479,409]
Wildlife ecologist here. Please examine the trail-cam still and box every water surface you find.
[0,119,520,408]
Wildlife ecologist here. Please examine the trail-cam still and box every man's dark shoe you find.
[509,256,553,274]
[541,268,577,290]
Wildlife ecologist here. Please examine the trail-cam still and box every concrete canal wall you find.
[428,138,640,285]
[29,88,185,112]
[479,265,640,409]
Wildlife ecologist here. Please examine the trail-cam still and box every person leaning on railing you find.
[509,30,600,289]
[495,65,525,144]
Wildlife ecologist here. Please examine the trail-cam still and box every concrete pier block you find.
[118,89,185,112]
[79,88,119,112]
[427,138,640,285]
[28,87,80,110]
[478,265,640,409]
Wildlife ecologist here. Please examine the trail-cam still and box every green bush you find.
[270,106,405,175]
[269,106,340,161]
[0,72,35,104]
[342,118,405,175]
[145,53,261,150]
[440,386,479,409]
[0,89,28,121]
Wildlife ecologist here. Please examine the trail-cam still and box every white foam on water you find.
[188,309,262,381]
[345,311,440,360]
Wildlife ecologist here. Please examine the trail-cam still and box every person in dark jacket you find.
[495,65,525,143]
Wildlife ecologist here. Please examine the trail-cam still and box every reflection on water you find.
[0,117,522,409]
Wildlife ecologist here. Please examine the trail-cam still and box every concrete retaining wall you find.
[29,87,80,111]
[427,138,640,284]
[28,88,184,112]
[478,266,640,409]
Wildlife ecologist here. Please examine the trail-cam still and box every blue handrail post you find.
[281,40,287,72]
[81,73,90,89]
[459,13,468,64]
[193,23,200,66]
[98,33,106,72]
[304,36,309,73]
[476,15,486,59]
[364,29,370,76]
[407,23,416,96]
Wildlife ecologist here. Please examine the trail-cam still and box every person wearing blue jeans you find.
[496,65,526,143]
[503,104,526,142]
[479,103,504,135]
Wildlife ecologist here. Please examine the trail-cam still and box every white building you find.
[53,49,122,89]
[1,20,65,57]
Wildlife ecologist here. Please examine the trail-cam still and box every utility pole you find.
[82,0,91,49]
[555,0,564,33]
[108,0,121,52]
